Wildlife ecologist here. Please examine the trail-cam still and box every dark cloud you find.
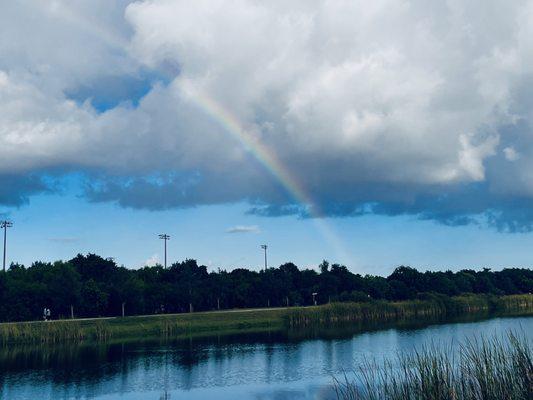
[0,174,50,207]
[83,169,291,210]
[79,166,533,233]
[244,175,533,233]
[3,161,533,234]
[246,204,302,218]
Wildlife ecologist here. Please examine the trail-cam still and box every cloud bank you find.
[2,1,533,231]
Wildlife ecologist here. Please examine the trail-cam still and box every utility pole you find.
[261,244,268,271]
[159,234,170,269]
[1,221,13,273]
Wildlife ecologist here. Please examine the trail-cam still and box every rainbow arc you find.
[180,79,352,265]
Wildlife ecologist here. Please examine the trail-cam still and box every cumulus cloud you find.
[226,225,261,234]
[143,253,160,267]
[3,1,533,231]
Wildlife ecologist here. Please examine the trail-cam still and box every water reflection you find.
[0,314,531,400]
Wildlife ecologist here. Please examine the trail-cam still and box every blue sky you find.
[2,1,533,275]
[5,177,533,275]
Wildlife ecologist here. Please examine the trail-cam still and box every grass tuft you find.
[335,331,532,400]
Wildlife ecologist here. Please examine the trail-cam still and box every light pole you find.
[260,244,268,271]
[1,220,12,273]
[159,234,170,269]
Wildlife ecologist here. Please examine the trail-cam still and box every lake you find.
[0,315,531,400]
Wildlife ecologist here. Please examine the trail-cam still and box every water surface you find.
[0,315,531,400]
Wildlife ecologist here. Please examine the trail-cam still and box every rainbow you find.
[180,80,352,264]
[51,2,351,267]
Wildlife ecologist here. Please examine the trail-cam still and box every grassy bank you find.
[335,332,532,400]
[0,294,531,345]
[0,308,287,344]
[284,294,533,327]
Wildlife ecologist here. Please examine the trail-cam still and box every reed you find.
[0,308,285,344]
[283,294,533,328]
[0,321,85,343]
[335,332,532,400]
[0,294,531,345]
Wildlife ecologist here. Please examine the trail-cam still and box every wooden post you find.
[70,305,74,319]
[217,297,220,310]
[189,303,193,313]
[122,302,125,317]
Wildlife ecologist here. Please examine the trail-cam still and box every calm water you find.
[0,315,531,400]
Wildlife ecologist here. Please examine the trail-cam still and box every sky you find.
[2,0,533,275]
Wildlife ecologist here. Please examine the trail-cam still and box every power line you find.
[1,220,13,273]
[159,234,170,269]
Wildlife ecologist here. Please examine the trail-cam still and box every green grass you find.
[334,331,532,400]
[0,308,287,344]
[283,294,533,328]
[0,294,531,345]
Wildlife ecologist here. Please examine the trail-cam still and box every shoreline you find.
[0,294,531,345]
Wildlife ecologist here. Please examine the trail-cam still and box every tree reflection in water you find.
[0,314,530,400]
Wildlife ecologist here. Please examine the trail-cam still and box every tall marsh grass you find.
[0,321,85,344]
[0,308,285,344]
[335,332,532,400]
[284,294,533,328]
[0,294,531,345]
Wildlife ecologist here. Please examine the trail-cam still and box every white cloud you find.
[456,133,499,182]
[504,146,520,162]
[2,1,533,228]
[226,225,261,234]
[123,0,533,188]
[143,253,160,267]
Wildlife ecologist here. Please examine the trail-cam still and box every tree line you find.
[0,254,531,322]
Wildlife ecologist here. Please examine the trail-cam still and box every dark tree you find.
[0,253,530,322]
